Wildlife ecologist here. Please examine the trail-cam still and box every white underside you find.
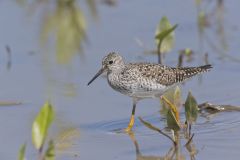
[129,88,168,99]
[122,84,175,100]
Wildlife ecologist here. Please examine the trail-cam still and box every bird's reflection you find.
[127,131,197,160]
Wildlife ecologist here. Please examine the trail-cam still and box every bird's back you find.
[107,62,212,98]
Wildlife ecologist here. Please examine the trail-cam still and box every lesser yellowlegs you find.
[87,52,212,132]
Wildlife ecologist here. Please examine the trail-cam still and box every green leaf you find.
[185,92,198,124]
[167,109,181,131]
[139,117,161,132]
[160,89,174,116]
[32,101,55,150]
[155,16,177,53]
[18,144,26,160]
[44,140,55,160]
[160,87,180,116]
[162,96,180,121]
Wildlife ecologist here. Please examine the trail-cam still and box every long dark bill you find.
[87,67,105,86]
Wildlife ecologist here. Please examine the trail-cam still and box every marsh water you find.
[0,0,240,159]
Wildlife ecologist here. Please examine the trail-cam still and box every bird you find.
[87,52,212,132]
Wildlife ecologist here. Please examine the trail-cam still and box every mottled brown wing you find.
[134,63,212,86]
[161,65,212,86]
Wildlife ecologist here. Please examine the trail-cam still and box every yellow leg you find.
[124,100,137,132]
[125,115,135,132]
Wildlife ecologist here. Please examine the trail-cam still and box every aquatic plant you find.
[140,88,198,146]
[155,17,177,64]
[155,17,176,53]
[139,90,198,159]
[185,92,198,137]
[18,102,55,160]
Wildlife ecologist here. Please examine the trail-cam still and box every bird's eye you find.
[109,60,113,64]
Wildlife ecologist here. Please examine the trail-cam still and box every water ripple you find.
[194,112,240,135]
[82,111,240,139]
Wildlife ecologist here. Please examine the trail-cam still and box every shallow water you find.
[0,0,240,159]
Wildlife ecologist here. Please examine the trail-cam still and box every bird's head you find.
[87,52,124,86]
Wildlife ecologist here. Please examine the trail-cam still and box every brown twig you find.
[139,117,177,146]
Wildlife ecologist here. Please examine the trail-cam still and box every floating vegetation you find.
[0,101,22,106]
[198,102,240,120]
[198,102,240,113]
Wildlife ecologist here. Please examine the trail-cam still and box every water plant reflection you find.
[16,0,97,64]
[40,0,88,64]
[196,0,240,62]
[54,127,81,157]
[127,131,197,160]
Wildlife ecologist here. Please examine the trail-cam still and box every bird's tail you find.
[181,64,212,79]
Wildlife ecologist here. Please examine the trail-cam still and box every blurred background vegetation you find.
[0,0,239,159]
